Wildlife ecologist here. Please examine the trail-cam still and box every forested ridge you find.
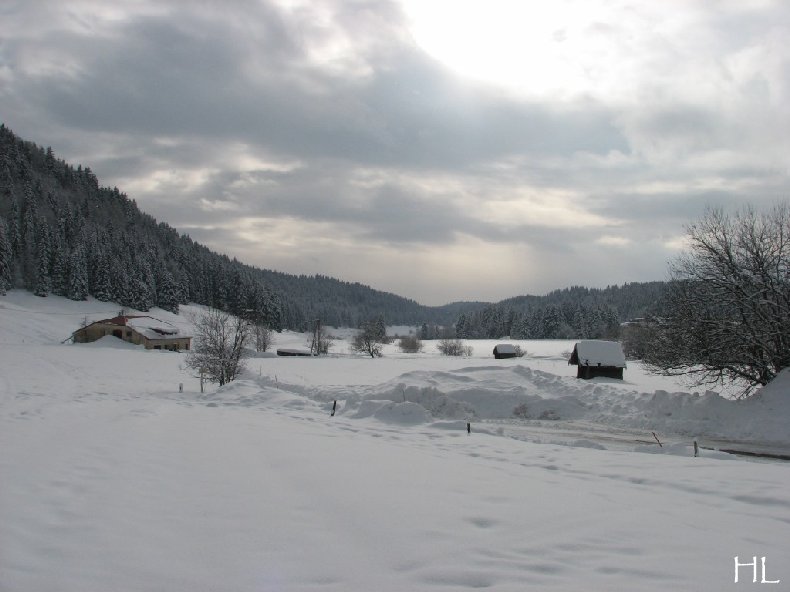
[0,124,485,328]
[456,283,667,339]
[0,124,666,333]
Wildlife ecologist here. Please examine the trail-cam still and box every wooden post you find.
[179,383,183,393]
[200,367,205,394]
[467,422,471,434]
[694,440,699,457]
[331,400,337,417]
[652,432,663,447]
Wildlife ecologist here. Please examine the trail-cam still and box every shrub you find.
[437,338,473,357]
[512,403,530,419]
[398,334,423,353]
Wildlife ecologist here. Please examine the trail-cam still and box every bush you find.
[437,338,473,357]
[513,345,527,358]
[398,334,423,353]
[512,403,530,419]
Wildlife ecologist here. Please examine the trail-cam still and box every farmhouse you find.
[72,315,191,351]
[493,344,518,359]
[568,340,626,380]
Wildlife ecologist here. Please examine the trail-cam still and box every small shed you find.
[568,340,626,380]
[276,348,313,357]
[493,344,518,359]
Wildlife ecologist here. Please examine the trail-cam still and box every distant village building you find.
[568,340,626,380]
[72,315,191,351]
[493,344,518,359]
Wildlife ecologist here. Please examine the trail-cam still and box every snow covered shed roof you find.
[568,340,626,368]
[494,344,516,354]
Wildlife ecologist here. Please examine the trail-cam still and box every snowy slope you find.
[2,291,789,591]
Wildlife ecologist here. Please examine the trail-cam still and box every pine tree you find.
[8,194,21,259]
[50,246,69,296]
[0,218,12,294]
[33,218,51,297]
[68,244,89,300]
[93,250,113,302]
[45,146,55,174]
[156,268,179,313]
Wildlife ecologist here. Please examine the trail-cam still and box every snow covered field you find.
[2,291,789,591]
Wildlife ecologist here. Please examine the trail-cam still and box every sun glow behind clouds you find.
[402,0,616,98]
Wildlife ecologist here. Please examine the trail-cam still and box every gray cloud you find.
[1,0,788,304]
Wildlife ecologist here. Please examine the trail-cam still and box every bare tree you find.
[307,322,332,355]
[186,308,251,386]
[351,317,388,358]
[254,323,273,352]
[645,204,790,396]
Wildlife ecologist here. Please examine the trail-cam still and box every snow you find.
[125,315,190,340]
[2,290,790,591]
[493,343,516,354]
[572,339,627,367]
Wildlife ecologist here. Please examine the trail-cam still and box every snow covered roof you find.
[87,315,190,341]
[569,340,626,368]
[494,344,516,353]
[125,316,189,340]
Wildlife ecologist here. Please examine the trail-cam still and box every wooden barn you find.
[276,348,313,357]
[72,315,191,351]
[568,340,626,380]
[493,344,518,359]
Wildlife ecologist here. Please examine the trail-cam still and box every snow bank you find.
[3,290,790,592]
[294,365,790,446]
[353,400,433,424]
[77,334,144,350]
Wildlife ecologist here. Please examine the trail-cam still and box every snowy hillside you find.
[2,291,789,591]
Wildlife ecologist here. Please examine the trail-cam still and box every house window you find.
[126,331,132,338]
[154,345,161,350]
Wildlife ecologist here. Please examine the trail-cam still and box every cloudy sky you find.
[1,0,788,305]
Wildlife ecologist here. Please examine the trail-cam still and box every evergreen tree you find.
[68,244,89,300]
[156,268,179,313]
[50,246,69,297]
[33,218,51,297]
[8,194,21,259]
[93,249,113,302]
[0,219,12,294]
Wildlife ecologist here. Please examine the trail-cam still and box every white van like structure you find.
[568,340,627,380]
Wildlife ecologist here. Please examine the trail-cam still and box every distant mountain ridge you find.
[0,124,490,328]
[0,124,665,331]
